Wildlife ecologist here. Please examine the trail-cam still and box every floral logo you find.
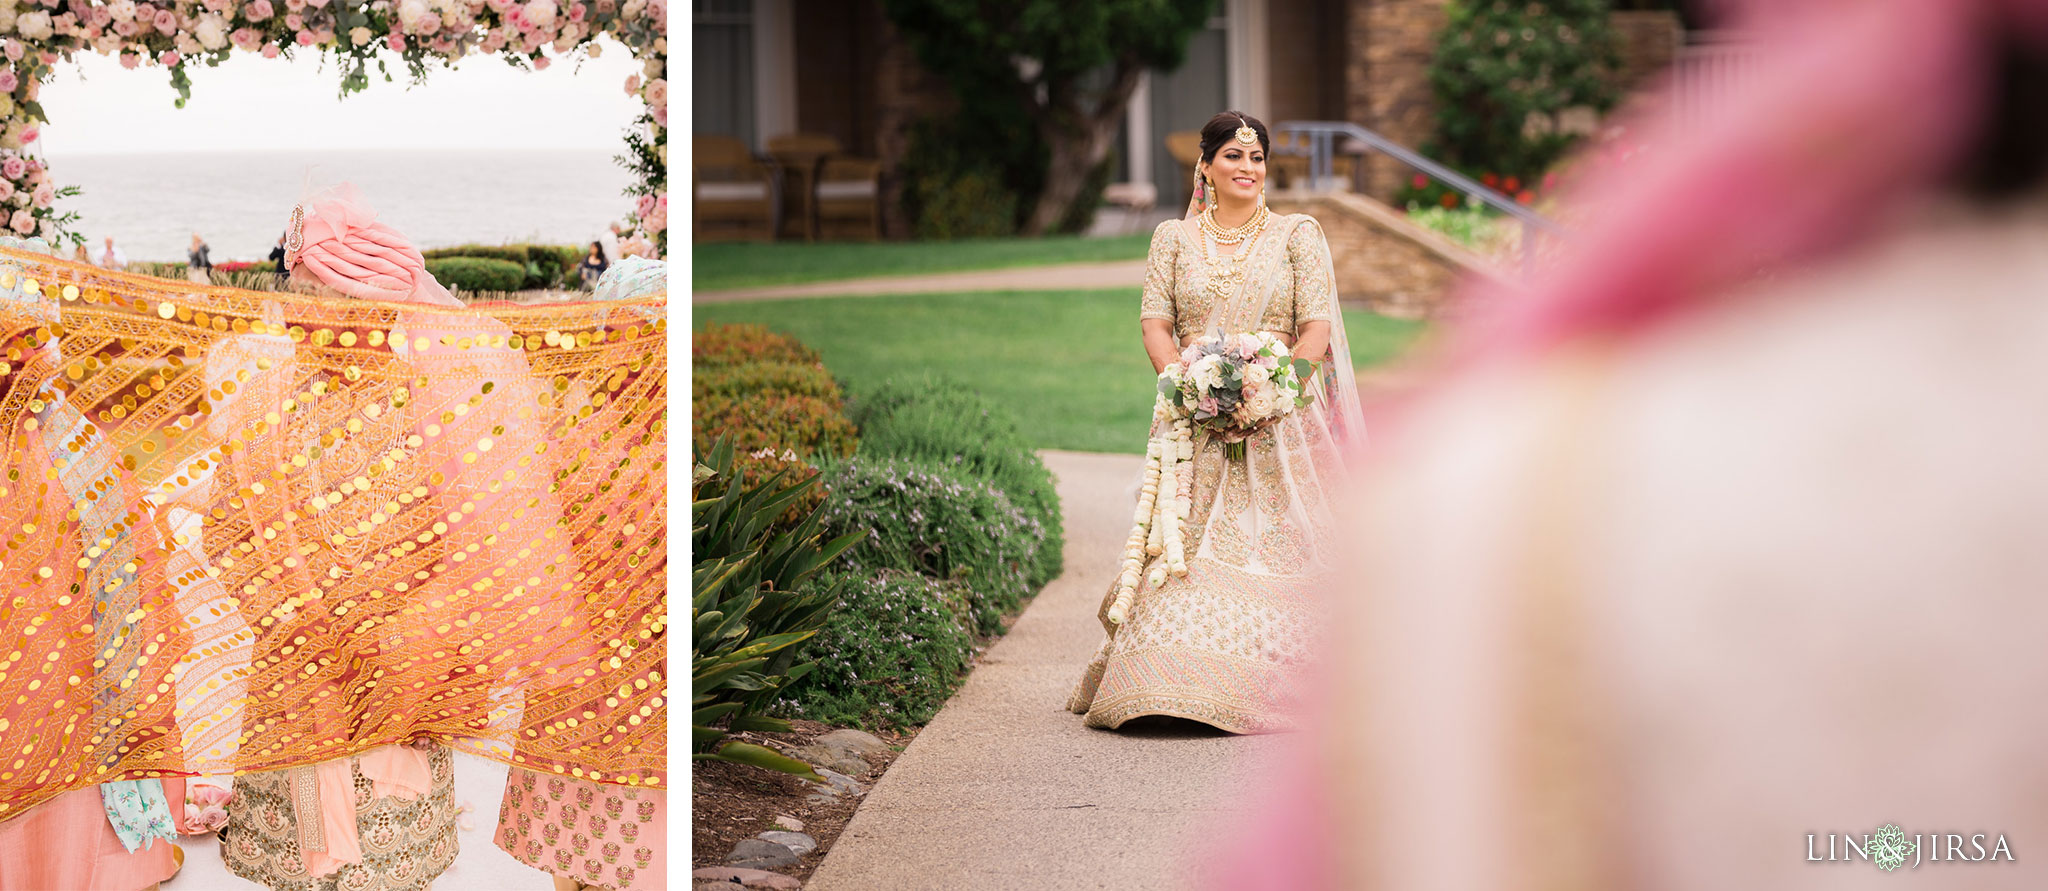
[1870,824,1918,872]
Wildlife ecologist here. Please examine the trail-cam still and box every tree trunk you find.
[1020,59,1142,236]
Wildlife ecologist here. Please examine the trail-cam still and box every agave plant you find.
[692,435,860,779]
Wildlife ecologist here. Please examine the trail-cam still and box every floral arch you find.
[0,0,668,255]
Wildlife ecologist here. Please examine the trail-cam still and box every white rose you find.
[1241,362,1270,386]
[396,0,430,32]
[642,54,661,79]
[174,32,200,55]
[109,0,135,21]
[94,33,120,54]
[0,8,16,33]
[620,0,643,20]
[524,0,556,29]
[15,11,52,40]
[195,13,228,49]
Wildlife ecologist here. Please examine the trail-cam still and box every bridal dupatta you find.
[1068,212,1365,732]
[0,239,667,822]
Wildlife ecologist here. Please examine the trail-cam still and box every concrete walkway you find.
[692,260,1147,304]
[805,450,1286,891]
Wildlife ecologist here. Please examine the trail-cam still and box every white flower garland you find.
[1106,398,1193,626]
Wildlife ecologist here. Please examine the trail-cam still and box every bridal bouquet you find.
[1106,331,1318,626]
[1158,331,1317,461]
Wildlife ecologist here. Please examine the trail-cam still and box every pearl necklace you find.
[1197,203,1269,245]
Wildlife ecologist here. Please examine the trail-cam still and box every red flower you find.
[1515,190,1535,205]
[1439,192,1459,208]
[1502,176,1520,193]
[1480,172,1499,188]
[1411,174,1428,189]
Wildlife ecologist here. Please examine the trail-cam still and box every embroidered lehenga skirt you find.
[494,768,667,891]
[1068,411,1345,733]
[219,745,458,891]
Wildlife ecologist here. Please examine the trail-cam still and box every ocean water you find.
[44,149,638,263]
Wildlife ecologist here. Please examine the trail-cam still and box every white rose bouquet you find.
[1158,330,1317,461]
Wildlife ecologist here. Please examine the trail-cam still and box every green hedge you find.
[814,454,1042,635]
[781,569,977,729]
[847,377,1063,586]
[422,243,583,290]
[423,256,526,293]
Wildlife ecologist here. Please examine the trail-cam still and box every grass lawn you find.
[692,232,1153,292]
[693,290,1428,454]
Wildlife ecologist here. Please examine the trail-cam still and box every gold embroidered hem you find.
[1068,556,1320,734]
[220,744,458,891]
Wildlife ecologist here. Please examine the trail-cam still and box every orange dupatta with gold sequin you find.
[0,247,667,822]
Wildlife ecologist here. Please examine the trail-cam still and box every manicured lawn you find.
[693,290,1428,454]
[692,232,1153,291]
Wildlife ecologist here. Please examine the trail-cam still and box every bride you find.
[1068,111,1366,733]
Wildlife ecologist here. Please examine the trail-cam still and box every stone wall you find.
[1270,190,1497,319]
[1345,0,1450,202]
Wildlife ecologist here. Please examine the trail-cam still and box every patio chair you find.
[693,134,778,242]
[766,132,842,241]
[1164,130,1202,205]
[815,157,883,241]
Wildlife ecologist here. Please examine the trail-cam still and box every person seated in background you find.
[97,235,127,270]
[578,240,609,289]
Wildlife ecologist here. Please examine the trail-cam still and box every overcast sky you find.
[39,39,646,155]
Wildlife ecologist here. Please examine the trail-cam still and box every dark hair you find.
[1199,111,1269,163]
[1951,38,2048,203]
[590,241,604,252]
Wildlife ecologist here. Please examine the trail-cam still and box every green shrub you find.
[422,243,582,290]
[692,437,861,778]
[693,361,841,404]
[780,569,976,729]
[692,392,858,463]
[815,454,1042,635]
[910,168,1020,241]
[848,377,1062,586]
[1427,0,1620,181]
[1404,202,1502,250]
[424,256,526,293]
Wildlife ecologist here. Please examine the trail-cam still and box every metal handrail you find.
[1273,120,1567,276]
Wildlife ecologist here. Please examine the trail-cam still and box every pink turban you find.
[287,183,460,308]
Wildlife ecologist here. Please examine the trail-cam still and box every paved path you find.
[806,450,1286,891]
[692,260,1148,303]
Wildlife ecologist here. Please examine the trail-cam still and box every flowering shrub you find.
[813,454,1042,636]
[779,569,977,729]
[0,0,667,251]
[692,323,823,368]
[846,376,1062,587]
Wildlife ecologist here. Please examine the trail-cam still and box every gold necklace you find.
[1198,203,1269,245]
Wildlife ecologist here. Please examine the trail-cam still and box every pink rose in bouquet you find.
[0,71,17,94]
[0,179,16,202]
[2,157,24,180]
[244,0,274,20]
[31,184,52,208]
[184,782,231,833]
[1159,330,1320,460]
[9,210,34,236]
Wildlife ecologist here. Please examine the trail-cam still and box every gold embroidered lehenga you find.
[1067,212,1365,733]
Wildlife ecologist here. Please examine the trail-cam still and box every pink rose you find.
[642,77,665,109]
[153,8,175,32]
[189,784,231,809]
[3,41,19,62]
[114,19,137,35]
[2,158,24,180]
[295,29,312,45]
[36,52,53,65]
[532,54,550,70]
[31,184,51,208]
[622,72,638,95]
[118,51,139,68]
[159,49,179,66]
[0,179,15,202]
[634,193,655,218]
[642,195,665,233]
[385,32,403,51]
[284,12,301,29]
[90,6,111,26]
[0,71,17,94]
[567,2,584,21]
[9,210,33,236]
[244,0,273,20]
[18,127,34,145]
[651,104,665,128]
[260,43,279,58]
